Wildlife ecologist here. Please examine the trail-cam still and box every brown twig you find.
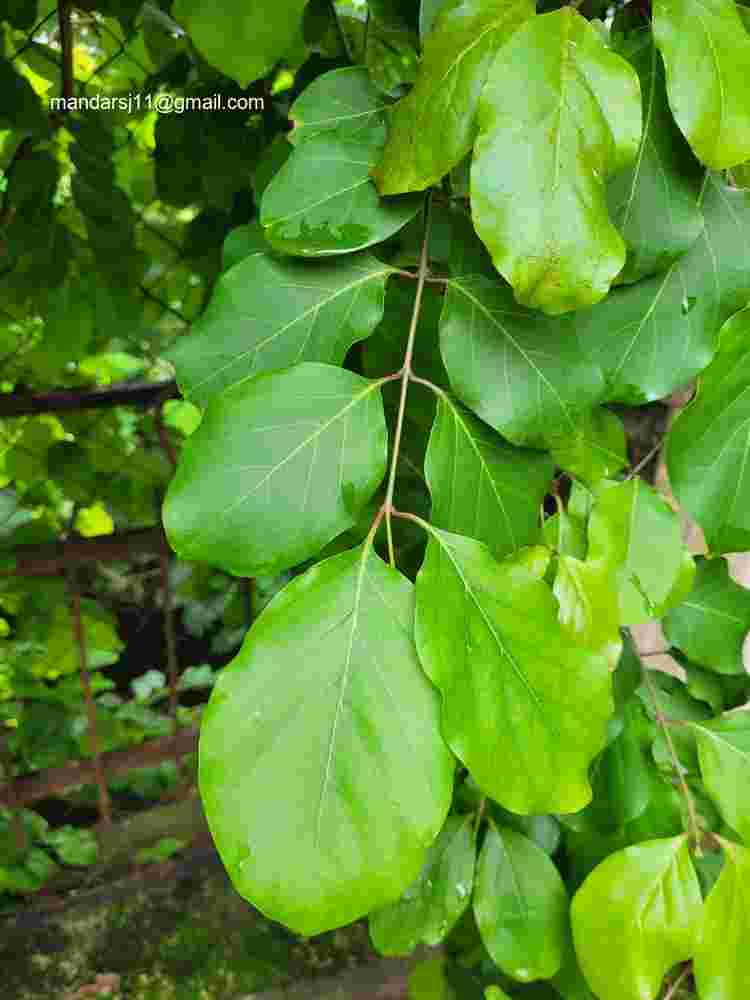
[0,727,199,808]
[4,526,166,578]
[70,583,112,827]
[0,380,179,418]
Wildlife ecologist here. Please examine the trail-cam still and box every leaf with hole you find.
[415,527,613,814]
[163,364,387,577]
[199,543,454,935]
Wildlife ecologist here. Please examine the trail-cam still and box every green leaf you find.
[585,703,652,833]
[289,67,390,145]
[694,715,750,844]
[471,8,642,314]
[653,0,750,169]
[369,813,476,955]
[577,174,750,405]
[663,558,750,676]
[694,840,750,1000]
[547,408,627,486]
[221,222,267,272]
[261,125,422,256]
[586,479,694,624]
[199,543,454,935]
[571,836,703,1000]
[543,510,587,560]
[684,661,726,714]
[365,0,420,97]
[0,58,49,135]
[172,0,306,88]
[415,528,613,814]
[440,276,605,448]
[473,825,568,983]
[552,555,623,668]
[74,503,114,538]
[607,32,704,284]
[168,254,393,406]
[425,394,553,559]
[163,364,388,577]
[374,0,534,194]
[667,308,750,553]
[44,826,98,867]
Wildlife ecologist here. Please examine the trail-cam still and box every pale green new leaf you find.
[425,394,554,559]
[163,365,387,577]
[261,126,422,256]
[172,0,306,87]
[667,308,750,553]
[553,556,623,668]
[607,32,704,283]
[289,67,390,145]
[547,408,627,486]
[694,715,750,843]
[544,510,587,559]
[415,528,613,814]
[694,840,750,1000]
[663,558,750,676]
[199,544,454,935]
[586,479,695,624]
[653,0,750,169]
[571,837,703,1000]
[440,275,605,448]
[577,174,750,405]
[168,253,393,406]
[471,8,642,314]
[369,813,476,955]
[474,825,568,983]
[374,0,534,194]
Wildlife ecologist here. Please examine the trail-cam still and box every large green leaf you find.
[374,0,534,195]
[163,364,387,577]
[653,0,750,169]
[471,8,642,314]
[667,308,750,553]
[172,0,306,87]
[571,837,703,1000]
[415,527,613,814]
[694,840,750,1000]
[199,543,454,935]
[585,703,652,833]
[663,558,750,676]
[439,275,605,447]
[168,253,393,406]
[607,32,704,284]
[289,67,390,145]
[473,825,568,983]
[261,125,422,256]
[425,393,553,559]
[586,479,695,625]
[694,715,750,843]
[369,812,476,955]
[577,174,750,405]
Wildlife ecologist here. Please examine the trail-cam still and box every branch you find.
[0,380,179,418]
[57,0,74,105]
[0,727,199,807]
[3,526,166,578]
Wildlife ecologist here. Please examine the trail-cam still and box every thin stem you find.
[57,0,75,104]
[474,797,487,832]
[663,963,691,1000]
[381,196,433,566]
[642,667,701,854]
[70,583,112,827]
[626,437,664,480]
